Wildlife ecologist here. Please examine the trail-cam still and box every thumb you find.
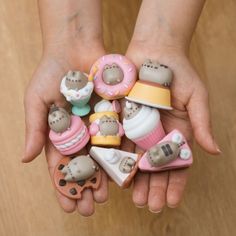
[187,82,221,155]
[23,91,47,162]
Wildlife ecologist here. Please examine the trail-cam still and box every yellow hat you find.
[126,81,172,110]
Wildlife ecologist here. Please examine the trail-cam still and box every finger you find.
[166,168,189,208]
[148,172,169,213]
[93,170,109,204]
[132,172,149,207]
[23,92,47,162]
[187,82,221,154]
[45,140,76,213]
[77,189,95,217]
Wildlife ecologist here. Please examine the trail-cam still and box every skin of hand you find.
[23,0,108,216]
[121,0,221,213]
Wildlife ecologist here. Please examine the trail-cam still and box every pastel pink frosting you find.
[89,54,137,100]
[49,116,90,155]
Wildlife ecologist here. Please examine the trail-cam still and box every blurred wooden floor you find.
[0,0,236,236]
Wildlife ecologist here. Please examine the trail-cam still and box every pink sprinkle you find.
[108,91,113,96]
[119,56,123,61]
[128,67,133,72]
[124,84,128,88]
[102,56,105,61]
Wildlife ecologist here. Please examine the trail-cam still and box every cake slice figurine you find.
[89,54,137,100]
[48,105,90,155]
[123,101,165,150]
[138,129,193,172]
[89,147,140,188]
[53,155,101,199]
[60,70,94,117]
[89,99,124,146]
[126,59,173,110]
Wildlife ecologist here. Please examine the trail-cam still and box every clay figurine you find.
[89,146,140,188]
[60,70,94,117]
[48,105,90,155]
[89,99,124,146]
[89,54,137,100]
[138,129,193,172]
[54,155,101,199]
[123,101,165,150]
[126,59,173,110]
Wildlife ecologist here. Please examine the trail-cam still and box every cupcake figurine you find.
[123,101,165,150]
[138,129,193,172]
[89,54,137,100]
[60,70,94,117]
[54,155,101,199]
[126,59,173,110]
[89,146,140,188]
[89,100,124,146]
[48,105,90,155]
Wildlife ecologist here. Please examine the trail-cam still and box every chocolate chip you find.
[70,188,77,195]
[58,164,65,170]
[59,179,66,186]
[77,180,86,186]
[91,178,97,184]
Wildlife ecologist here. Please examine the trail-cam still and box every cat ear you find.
[64,173,71,181]
[61,166,68,174]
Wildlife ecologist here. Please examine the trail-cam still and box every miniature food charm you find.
[60,70,94,117]
[89,146,140,188]
[126,59,173,110]
[89,54,137,100]
[48,105,90,155]
[89,100,124,146]
[54,155,101,199]
[138,129,193,172]
[123,101,165,150]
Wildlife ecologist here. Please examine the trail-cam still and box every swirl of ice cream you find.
[123,102,161,140]
[60,73,94,102]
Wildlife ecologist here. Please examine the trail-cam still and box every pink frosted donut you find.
[89,54,137,100]
[49,116,90,155]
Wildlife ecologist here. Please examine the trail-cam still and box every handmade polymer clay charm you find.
[123,101,165,150]
[48,105,90,155]
[88,54,137,100]
[138,129,193,172]
[89,146,140,188]
[126,59,173,110]
[60,70,94,117]
[54,155,101,199]
[89,100,124,146]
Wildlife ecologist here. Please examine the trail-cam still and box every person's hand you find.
[121,41,220,213]
[23,40,109,216]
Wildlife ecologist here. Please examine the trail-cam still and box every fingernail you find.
[214,141,222,154]
[149,208,162,214]
[135,204,145,208]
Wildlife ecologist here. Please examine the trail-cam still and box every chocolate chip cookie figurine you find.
[54,155,101,199]
[138,129,193,172]
[89,100,124,146]
[123,101,165,150]
[126,59,173,110]
[60,70,94,117]
[48,105,90,155]
[89,146,140,188]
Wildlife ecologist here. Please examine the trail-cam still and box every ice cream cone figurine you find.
[89,99,124,146]
[53,155,101,199]
[123,100,165,150]
[138,129,193,172]
[89,146,140,188]
[60,70,94,117]
[126,59,173,110]
[48,105,90,155]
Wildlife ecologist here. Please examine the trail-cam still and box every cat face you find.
[65,71,88,90]
[147,141,179,167]
[99,115,119,136]
[139,59,173,86]
[48,105,71,133]
[61,155,97,182]
[102,63,124,85]
[123,101,142,120]
[119,157,136,173]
